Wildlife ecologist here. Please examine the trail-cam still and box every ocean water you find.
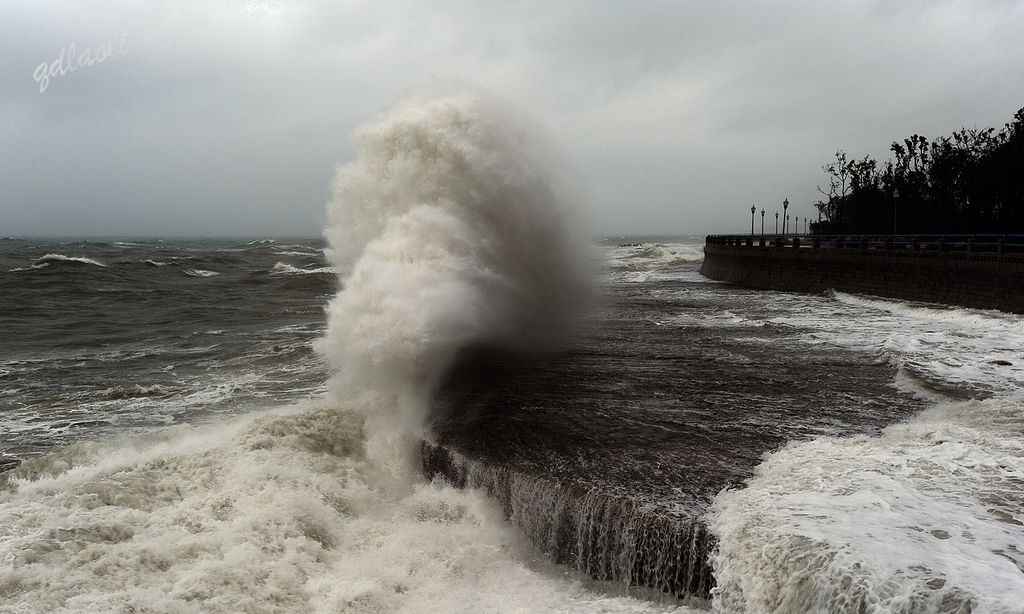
[0,238,334,459]
[2,95,1023,613]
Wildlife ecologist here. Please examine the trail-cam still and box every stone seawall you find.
[701,243,1024,313]
[421,442,716,599]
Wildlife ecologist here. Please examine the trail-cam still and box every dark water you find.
[430,281,919,510]
[0,238,333,458]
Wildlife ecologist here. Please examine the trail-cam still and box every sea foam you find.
[710,398,1024,613]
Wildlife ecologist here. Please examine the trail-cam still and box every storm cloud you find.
[2,0,1023,236]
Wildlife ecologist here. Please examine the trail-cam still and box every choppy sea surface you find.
[1,236,1023,613]
[0,238,333,459]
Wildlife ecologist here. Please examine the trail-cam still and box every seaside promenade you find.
[702,234,1024,313]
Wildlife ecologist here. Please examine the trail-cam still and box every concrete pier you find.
[701,234,1024,313]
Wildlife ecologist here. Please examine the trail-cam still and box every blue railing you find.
[705,233,1024,257]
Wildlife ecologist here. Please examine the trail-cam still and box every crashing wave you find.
[319,92,587,472]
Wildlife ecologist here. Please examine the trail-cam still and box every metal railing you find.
[706,233,1024,258]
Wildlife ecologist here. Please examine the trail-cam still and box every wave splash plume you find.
[320,93,586,473]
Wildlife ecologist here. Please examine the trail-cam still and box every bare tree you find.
[816,150,851,222]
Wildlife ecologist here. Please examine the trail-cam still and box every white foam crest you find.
[710,398,1024,613]
[832,291,1024,331]
[164,371,263,407]
[320,93,587,472]
[274,250,320,257]
[34,253,106,267]
[273,243,320,255]
[96,383,170,400]
[758,291,1024,397]
[270,261,335,275]
[631,243,704,264]
[182,268,220,278]
[607,243,703,268]
[601,242,704,283]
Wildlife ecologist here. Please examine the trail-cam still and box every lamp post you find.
[804,218,808,234]
[795,216,799,235]
[892,187,900,235]
[783,198,789,234]
[760,209,765,236]
[775,211,779,234]
[751,204,756,236]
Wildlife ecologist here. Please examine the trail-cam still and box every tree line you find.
[813,107,1024,235]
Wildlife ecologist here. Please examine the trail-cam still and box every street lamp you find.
[804,218,808,234]
[795,216,799,235]
[783,198,790,234]
[761,209,765,236]
[775,211,779,234]
[751,204,756,236]
[892,188,900,235]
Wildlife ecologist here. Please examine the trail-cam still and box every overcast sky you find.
[2,0,1023,237]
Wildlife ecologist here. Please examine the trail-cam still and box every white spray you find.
[319,93,587,474]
